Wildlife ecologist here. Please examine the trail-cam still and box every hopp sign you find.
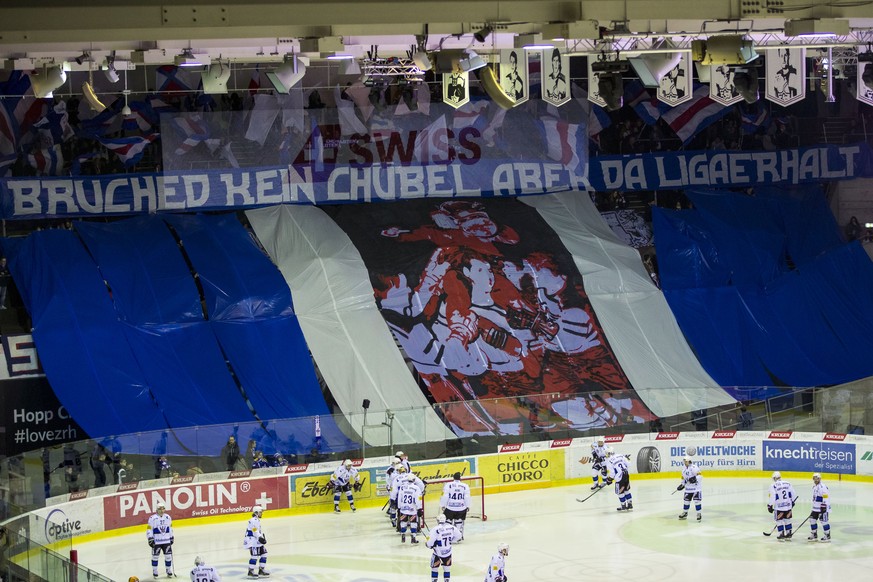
[103,476,289,529]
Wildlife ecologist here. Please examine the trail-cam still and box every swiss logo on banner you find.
[656,432,680,440]
[604,435,624,443]
[824,433,847,441]
[500,444,523,453]
[768,431,793,439]
[712,430,736,439]
[285,464,309,474]
[550,439,573,448]
[102,477,290,530]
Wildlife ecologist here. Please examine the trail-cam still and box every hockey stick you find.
[576,483,608,503]
[787,515,811,538]
[671,487,683,495]
[762,524,778,537]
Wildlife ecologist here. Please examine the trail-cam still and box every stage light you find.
[459,50,486,72]
[515,33,554,51]
[628,52,683,88]
[597,72,624,111]
[692,35,758,65]
[474,25,493,43]
[103,59,120,84]
[30,66,67,98]
[266,54,307,94]
[174,48,202,68]
[732,70,759,103]
[201,61,231,94]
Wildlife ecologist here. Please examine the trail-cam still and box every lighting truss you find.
[360,57,426,84]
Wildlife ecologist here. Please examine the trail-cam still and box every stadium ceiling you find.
[2,0,873,67]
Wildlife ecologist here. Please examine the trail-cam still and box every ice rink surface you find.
[75,477,873,581]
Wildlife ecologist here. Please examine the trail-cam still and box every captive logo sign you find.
[763,440,856,474]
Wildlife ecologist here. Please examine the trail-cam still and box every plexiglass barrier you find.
[2,384,872,520]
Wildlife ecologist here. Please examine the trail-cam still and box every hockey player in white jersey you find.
[243,506,269,577]
[146,502,176,578]
[330,459,361,513]
[484,543,509,582]
[189,556,221,582]
[396,473,423,544]
[440,472,471,541]
[426,514,462,581]
[807,473,831,542]
[395,450,411,473]
[585,437,609,490]
[767,471,797,541]
[386,459,402,526]
[676,456,703,521]
[388,463,408,528]
[604,447,633,511]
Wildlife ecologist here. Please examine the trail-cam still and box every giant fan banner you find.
[326,197,654,436]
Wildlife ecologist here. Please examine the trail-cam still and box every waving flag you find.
[33,102,75,144]
[624,80,671,125]
[155,65,198,93]
[741,103,771,135]
[26,144,64,175]
[95,133,160,166]
[662,85,731,144]
[1,71,47,155]
[537,117,585,172]
[172,114,211,155]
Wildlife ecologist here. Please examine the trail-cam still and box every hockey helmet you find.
[405,472,416,482]
[437,513,447,524]
[498,542,510,556]
[453,472,462,480]
[194,556,205,566]
[772,471,781,481]
[156,503,166,512]
[395,450,407,458]
[344,459,353,468]
[605,446,615,457]
[252,506,264,517]
[391,458,400,466]
[597,436,605,445]
[397,464,407,473]
[812,473,821,484]
[682,455,692,463]
[129,578,140,582]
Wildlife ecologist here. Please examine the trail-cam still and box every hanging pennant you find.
[856,48,873,106]
[765,48,806,106]
[587,59,607,108]
[656,53,692,106]
[709,65,744,105]
[542,48,571,106]
[500,49,529,104]
[442,71,470,108]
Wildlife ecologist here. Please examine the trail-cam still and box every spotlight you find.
[200,61,231,94]
[338,58,361,76]
[30,66,67,98]
[266,54,307,94]
[597,72,624,111]
[784,18,849,37]
[628,52,683,88]
[515,33,554,51]
[459,50,487,72]
[74,52,90,66]
[474,25,493,43]
[174,48,202,68]
[412,50,432,72]
[732,70,759,103]
[104,57,120,84]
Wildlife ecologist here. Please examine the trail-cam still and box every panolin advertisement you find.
[478,449,565,486]
[103,476,290,529]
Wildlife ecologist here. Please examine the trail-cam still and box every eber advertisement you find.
[478,449,565,487]
[292,469,374,507]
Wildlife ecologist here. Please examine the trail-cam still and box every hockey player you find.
[768,471,797,541]
[808,473,831,542]
[397,472,423,544]
[676,455,703,521]
[440,472,471,541]
[243,506,269,577]
[484,543,509,582]
[146,502,175,578]
[330,459,362,513]
[585,436,608,490]
[426,514,462,581]
[604,447,633,511]
[190,556,221,582]
[395,450,411,473]
[389,463,407,528]
[386,459,402,526]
